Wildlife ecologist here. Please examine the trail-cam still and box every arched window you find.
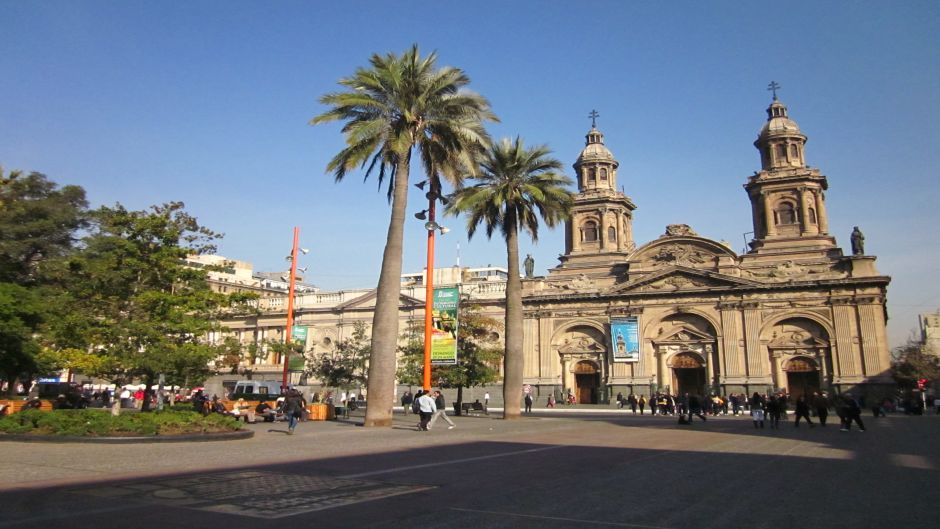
[599,167,608,180]
[776,144,787,161]
[582,221,598,242]
[808,207,817,224]
[790,144,799,160]
[588,168,596,183]
[608,226,617,242]
[775,202,797,225]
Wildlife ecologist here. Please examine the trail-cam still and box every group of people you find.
[410,389,456,431]
[747,391,866,432]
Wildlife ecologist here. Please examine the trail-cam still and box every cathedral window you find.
[582,221,598,242]
[600,167,608,180]
[608,226,617,242]
[808,207,817,224]
[588,168,596,183]
[776,144,787,161]
[774,202,798,225]
[790,144,799,160]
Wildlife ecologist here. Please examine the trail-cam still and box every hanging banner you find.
[431,287,459,365]
[611,318,640,362]
[291,326,308,344]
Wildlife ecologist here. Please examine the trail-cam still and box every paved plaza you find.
[1,410,937,528]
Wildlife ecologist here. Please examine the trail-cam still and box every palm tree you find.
[311,45,496,427]
[446,137,573,419]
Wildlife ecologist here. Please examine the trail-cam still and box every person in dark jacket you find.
[812,391,830,426]
[840,395,866,432]
[282,389,305,434]
[686,394,707,422]
[428,391,456,429]
[793,396,815,427]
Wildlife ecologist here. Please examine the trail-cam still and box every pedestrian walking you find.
[616,392,624,408]
[282,389,305,434]
[401,390,413,415]
[793,396,815,427]
[638,395,646,415]
[483,392,490,415]
[547,395,555,408]
[686,394,707,422]
[749,392,765,429]
[628,394,638,414]
[840,395,866,432]
[428,391,456,430]
[415,390,436,431]
[524,393,533,414]
[812,391,830,426]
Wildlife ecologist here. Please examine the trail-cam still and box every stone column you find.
[572,214,582,252]
[616,210,624,252]
[815,190,829,234]
[858,297,888,375]
[743,303,764,376]
[762,193,777,237]
[719,304,743,376]
[798,187,810,235]
[831,300,858,377]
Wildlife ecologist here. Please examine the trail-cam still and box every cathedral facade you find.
[519,96,892,403]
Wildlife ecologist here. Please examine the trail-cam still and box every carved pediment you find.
[630,236,736,271]
[768,330,828,348]
[334,290,422,311]
[548,273,599,293]
[659,327,714,343]
[557,336,606,354]
[610,266,762,294]
[742,260,848,282]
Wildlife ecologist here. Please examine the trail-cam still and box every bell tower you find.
[744,85,836,255]
[553,111,637,276]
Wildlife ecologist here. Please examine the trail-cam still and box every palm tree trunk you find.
[503,218,523,420]
[363,155,411,427]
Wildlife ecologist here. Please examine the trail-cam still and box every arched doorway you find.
[784,357,820,400]
[574,360,599,404]
[669,352,706,396]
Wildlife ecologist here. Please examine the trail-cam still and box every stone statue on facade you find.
[523,254,535,278]
[850,226,865,255]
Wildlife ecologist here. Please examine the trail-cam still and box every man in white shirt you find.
[416,391,437,431]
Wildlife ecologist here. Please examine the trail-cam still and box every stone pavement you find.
[0,411,937,528]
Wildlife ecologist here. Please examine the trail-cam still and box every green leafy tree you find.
[305,321,370,396]
[397,304,503,415]
[0,284,44,395]
[892,340,940,390]
[311,45,496,426]
[0,169,87,393]
[446,137,573,419]
[58,202,235,409]
[0,169,88,285]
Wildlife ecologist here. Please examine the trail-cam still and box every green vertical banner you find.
[431,287,459,365]
[288,326,308,370]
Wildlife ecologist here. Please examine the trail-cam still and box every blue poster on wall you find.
[611,318,639,362]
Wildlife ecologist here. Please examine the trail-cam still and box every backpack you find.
[411,398,421,414]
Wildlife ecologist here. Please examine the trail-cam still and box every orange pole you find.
[422,196,436,392]
[282,226,300,391]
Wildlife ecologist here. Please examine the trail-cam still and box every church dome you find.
[577,127,617,163]
[757,99,804,141]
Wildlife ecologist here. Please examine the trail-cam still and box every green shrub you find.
[0,409,243,437]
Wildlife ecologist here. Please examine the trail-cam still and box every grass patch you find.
[0,409,243,437]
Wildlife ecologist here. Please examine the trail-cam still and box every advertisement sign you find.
[611,318,639,362]
[431,287,459,365]
[291,326,308,343]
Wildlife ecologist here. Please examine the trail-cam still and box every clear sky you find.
[2,1,938,347]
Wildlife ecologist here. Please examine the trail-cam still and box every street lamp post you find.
[281,227,301,391]
[415,178,449,392]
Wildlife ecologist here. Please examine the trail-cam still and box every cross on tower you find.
[767,81,781,100]
[588,109,600,128]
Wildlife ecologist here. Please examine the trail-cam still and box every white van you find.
[230,380,281,400]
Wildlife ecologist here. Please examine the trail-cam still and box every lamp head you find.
[424,221,440,231]
[439,226,450,235]
[414,210,428,220]
[300,248,310,255]
[414,180,427,191]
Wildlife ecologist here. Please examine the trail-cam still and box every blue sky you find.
[2,1,938,346]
